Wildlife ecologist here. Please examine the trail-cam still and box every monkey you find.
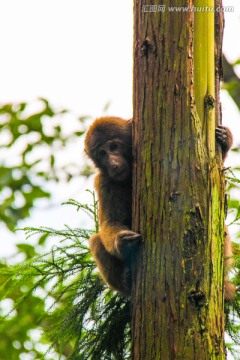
[84,117,141,295]
[85,117,235,300]
[223,226,236,301]
[216,125,236,301]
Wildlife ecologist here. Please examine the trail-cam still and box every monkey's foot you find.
[115,230,142,259]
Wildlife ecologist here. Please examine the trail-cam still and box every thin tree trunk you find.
[131,1,225,359]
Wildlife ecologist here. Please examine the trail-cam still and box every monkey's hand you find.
[216,125,233,159]
[115,230,142,259]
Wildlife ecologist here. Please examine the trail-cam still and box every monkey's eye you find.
[109,143,118,152]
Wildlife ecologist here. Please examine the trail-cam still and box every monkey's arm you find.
[95,174,141,259]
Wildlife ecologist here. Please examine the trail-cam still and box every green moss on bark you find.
[132,0,226,358]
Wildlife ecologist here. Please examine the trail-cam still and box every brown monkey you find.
[223,226,236,301]
[84,117,141,295]
[216,125,236,301]
[85,118,235,300]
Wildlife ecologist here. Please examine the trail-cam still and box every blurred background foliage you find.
[0,98,92,231]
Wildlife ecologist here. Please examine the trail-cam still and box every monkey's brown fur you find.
[85,117,141,295]
[216,125,236,301]
[224,226,236,301]
[85,118,235,300]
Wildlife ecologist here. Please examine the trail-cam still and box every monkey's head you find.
[85,117,132,183]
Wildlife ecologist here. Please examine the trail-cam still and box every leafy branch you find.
[0,196,130,360]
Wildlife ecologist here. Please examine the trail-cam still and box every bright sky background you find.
[0,0,133,118]
[0,1,239,358]
[0,0,134,256]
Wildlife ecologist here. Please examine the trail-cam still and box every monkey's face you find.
[97,139,131,183]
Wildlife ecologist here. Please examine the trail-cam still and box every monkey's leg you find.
[89,234,131,296]
[224,225,236,302]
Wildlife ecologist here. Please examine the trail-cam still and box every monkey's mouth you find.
[110,169,129,182]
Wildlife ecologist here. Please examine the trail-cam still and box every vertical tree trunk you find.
[131,1,225,359]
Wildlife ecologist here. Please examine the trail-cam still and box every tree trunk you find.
[131,1,226,359]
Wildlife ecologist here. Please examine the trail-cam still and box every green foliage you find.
[0,98,132,359]
[0,99,88,230]
[223,168,240,357]
[0,197,131,360]
[225,266,240,358]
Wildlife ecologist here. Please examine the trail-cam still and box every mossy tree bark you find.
[131,1,226,359]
